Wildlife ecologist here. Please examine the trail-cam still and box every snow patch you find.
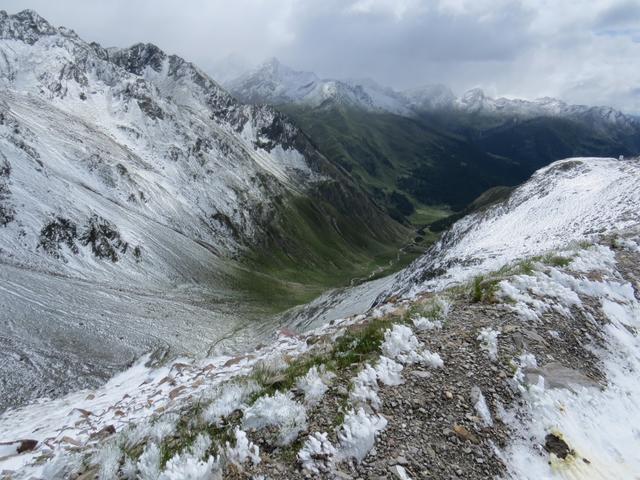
[350,364,381,409]
[382,324,443,367]
[374,356,404,386]
[502,246,640,479]
[137,443,161,480]
[225,427,260,466]
[298,432,337,474]
[296,365,335,406]
[337,408,387,462]
[242,392,307,446]
[412,316,443,332]
[477,327,500,361]
[202,381,260,426]
[470,386,493,427]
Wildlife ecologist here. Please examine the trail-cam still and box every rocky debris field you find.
[235,241,628,480]
[1,232,639,479]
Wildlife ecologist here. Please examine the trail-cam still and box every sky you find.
[1,0,639,112]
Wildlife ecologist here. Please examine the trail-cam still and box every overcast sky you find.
[2,0,639,112]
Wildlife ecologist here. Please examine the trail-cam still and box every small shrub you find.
[471,275,500,303]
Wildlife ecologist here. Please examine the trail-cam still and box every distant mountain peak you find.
[402,83,455,110]
[108,42,168,74]
[227,58,411,115]
[0,8,58,44]
[10,8,49,25]
[261,56,283,69]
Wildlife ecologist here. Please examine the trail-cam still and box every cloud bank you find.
[2,0,639,111]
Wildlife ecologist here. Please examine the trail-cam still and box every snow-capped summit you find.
[227,58,411,114]
[402,83,456,111]
[227,59,639,132]
[227,57,320,105]
[0,9,60,43]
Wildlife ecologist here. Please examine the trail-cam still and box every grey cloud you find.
[0,0,638,112]
[595,0,640,29]
[276,1,534,88]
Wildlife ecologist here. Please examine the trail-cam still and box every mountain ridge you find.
[226,57,640,129]
[228,58,640,219]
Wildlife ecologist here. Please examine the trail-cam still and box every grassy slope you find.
[232,183,419,313]
[280,105,640,220]
[279,105,523,213]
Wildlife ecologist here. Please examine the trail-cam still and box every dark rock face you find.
[38,215,143,263]
[0,155,14,226]
[253,108,299,152]
[16,439,38,453]
[38,217,79,258]
[121,79,165,120]
[0,9,57,45]
[108,43,166,75]
[79,215,129,262]
[544,433,573,459]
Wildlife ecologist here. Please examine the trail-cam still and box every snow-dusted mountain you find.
[452,88,640,133]
[0,11,297,286]
[227,58,640,132]
[0,10,401,287]
[390,157,640,297]
[226,58,411,115]
[0,10,405,412]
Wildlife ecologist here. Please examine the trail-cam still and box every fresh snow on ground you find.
[477,327,500,362]
[395,158,640,297]
[350,364,382,409]
[0,332,309,476]
[499,243,640,479]
[225,428,260,466]
[382,324,444,367]
[296,365,336,406]
[298,432,337,474]
[201,381,260,426]
[241,392,307,446]
[470,386,493,427]
[337,408,388,462]
[412,316,443,331]
[374,356,404,386]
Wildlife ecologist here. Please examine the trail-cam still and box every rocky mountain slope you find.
[0,10,408,413]
[0,10,404,286]
[1,157,638,480]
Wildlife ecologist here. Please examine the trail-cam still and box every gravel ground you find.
[230,240,637,480]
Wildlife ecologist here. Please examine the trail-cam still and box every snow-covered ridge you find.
[390,157,640,298]
[226,57,412,115]
[227,58,640,131]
